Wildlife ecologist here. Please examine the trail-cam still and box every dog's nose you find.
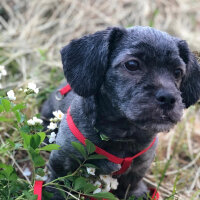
[156,90,176,109]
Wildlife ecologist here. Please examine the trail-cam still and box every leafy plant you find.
[0,87,117,200]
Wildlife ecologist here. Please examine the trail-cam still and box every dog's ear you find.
[178,40,200,108]
[60,27,125,97]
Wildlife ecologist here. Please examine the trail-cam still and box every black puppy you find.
[41,26,200,199]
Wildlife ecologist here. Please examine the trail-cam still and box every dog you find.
[41,26,200,199]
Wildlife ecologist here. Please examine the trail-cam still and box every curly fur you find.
[41,26,200,199]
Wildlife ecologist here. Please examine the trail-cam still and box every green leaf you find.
[29,149,45,167]
[0,105,4,112]
[14,111,21,122]
[36,168,45,177]
[1,98,11,112]
[30,134,41,150]
[87,192,117,200]
[37,144,60,152]
[20,125,30,133]
[0,116,13,122]
[7,139,15,148]
[12,103,26,111]
[71,142,87,159]
[37,132,46,144]
[85,139,96,155]
[88,154,107,160]
[73,177,86,191]
[83,163,99,169]
[0,163,17,180]
[21,133,31,149]
[23,191,38,200]
[83,183,97,193]
[100,134,110,141]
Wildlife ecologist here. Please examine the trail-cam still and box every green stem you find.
[43,160,87,187]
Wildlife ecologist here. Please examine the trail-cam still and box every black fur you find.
[177,40,200,107]
[41,26,200,199]
[61,27,125,97]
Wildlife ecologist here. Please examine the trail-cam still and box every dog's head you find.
[61,26,200,133]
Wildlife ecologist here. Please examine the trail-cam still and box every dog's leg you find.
[114,171,148,199]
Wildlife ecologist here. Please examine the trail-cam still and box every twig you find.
[46,185,80,200]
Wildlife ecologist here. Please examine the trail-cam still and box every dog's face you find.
[61,26,200,133]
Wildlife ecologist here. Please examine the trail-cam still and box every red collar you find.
[67,107,156,176]
[60,84,157,175]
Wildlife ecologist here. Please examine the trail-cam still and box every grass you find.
[0,0,200,199]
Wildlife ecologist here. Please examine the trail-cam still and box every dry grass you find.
[0,0,200,199]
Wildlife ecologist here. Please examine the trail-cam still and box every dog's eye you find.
[124,60,140,71]
[174,68,183,79]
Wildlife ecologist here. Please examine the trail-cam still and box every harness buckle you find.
[55,90,64,101]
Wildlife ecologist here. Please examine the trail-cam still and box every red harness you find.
[34,84,159,200]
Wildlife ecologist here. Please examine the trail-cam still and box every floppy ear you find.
[60,27,125,97]
[178,40,200,108]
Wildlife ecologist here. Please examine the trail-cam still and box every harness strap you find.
[67,107,157,175]
[150,188,160,200]
[34,180,43,200]
[59,84,72,95]
[67,107,124,164]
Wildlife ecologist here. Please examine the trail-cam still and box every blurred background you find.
[0,0,200,199]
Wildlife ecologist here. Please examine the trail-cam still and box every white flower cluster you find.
[47,110,64,143]
[86,167,119,194]
[7,90,16,101]
[99,175,119,192]
[47,122,57,130]
[0,65,7,80]
[27,116,43,126]
[24,82,39,94]
[50,110,64,123]
[47,110,64,129]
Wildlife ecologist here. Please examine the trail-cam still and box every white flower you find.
[27,119,35,126]
[100,175,118,191]
[33,117,43,124]
[93,181,102,194]
[49,132,56,143]
[102,183,111,192]
[50,118,57,122]
[93,188,102,194]
[35,174,48,181]
[86,167,95,176]
[7,90,16,101]
[47,122,57,130]
[34,88,39,94]
[0,65,7,76]
[100,175,111,184]
[27,82,39,94]
[27,117,43,126]
[28,82,37,90]
[19,88,23,91]
[23,167,31,176]
[94,181,101,187]
[110,177,119,190]
[53,110,64,121]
